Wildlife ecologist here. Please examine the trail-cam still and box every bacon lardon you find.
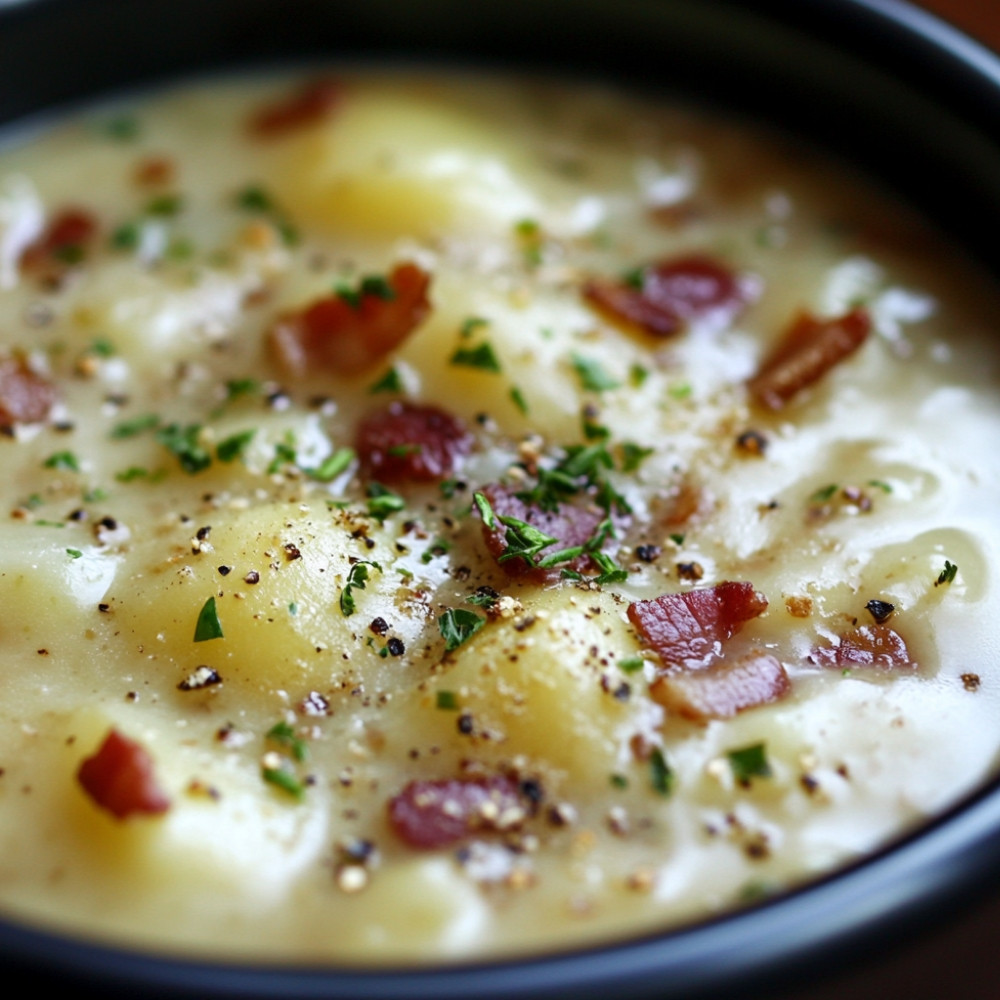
[76,728,171,821]
[749,307,871,410]
[388,775,533,849]
[268,261,431,377]
[356,401,471,483]
[583,254,751,338]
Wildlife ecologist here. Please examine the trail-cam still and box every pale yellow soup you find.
[0,70,999,963]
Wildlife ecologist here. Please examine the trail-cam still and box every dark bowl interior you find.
[2,1,1000,998]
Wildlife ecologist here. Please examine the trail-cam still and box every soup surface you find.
[0,70,999,962]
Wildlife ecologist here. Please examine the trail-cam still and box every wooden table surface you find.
[916,0,1000,51]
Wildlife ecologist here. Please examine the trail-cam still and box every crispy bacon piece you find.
[19,207,98,280]
[0,355,56,428]
[628,582,769,669]
[268,262,431,377]
[651,650,790,721]
[248,79,342,137]
[388,775,533,849]
[477,483,608,579]
[76,728,171,821]
[357,401,471,482]
[809,624,914,669]
[749,307,871,410]
[583,254,750,338]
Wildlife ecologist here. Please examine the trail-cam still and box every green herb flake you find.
[110,413,160,439]
[449,342,502,373]
[156,423,212,474]
[110,222,141,250]
[618,656,646,674]
[438,607,486,652]
[867,479,893,493]
[224,377,261,402]
[88,337,116,358]
[810,483,839,504]
[650,747,674,797]
[571,353,621,393]
[622,265,646,289]
[936,560,958,587]
[308,447,355,482]
[668,382,692,400]
[193,596,224,642]
[629,363,650,388]
[610,774,628,790]
[340,560,382,617]
[621,442,654,472]
[235,185,275,212]
[261,763,305,801]
[366,482,405,522]
[368,367,403,394]
[66,548,83,560]
[145,193,183,217]
[727,742,772,786]
[115,466,162,483]
[436,690,460,711]
[509,385,529,415]
[216,429,257,463]
[267,721,308,762]
[102,115,140,141]
[42,451,80,472]
[669,532,686,545]
[460,316,490,338]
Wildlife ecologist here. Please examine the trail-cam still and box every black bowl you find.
[2,1,1000,998]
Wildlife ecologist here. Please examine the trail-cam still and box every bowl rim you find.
[2,1,1000,997]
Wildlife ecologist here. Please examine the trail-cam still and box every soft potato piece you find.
[411,587,659,786]
[106,500,423,694]
[0,528,119,646]
[273,89,541,239]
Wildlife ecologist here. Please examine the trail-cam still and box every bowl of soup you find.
[1,0,1000,997]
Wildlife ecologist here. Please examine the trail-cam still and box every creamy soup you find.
[0,70,999,963]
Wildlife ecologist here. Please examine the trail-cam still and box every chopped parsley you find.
[340,560,382,617]
[620,442,654,472]
[102,115,140,141]
[366,482,405,522]
[449,342,502,373]
[66,548,83,560]
[336,273,396,309]
[435,690,460,711]
[157,423,212,474]
[144,193,183,217]
[509,386,529,414]
[629,363,650,388]
[261,760,306,801]
[267,721,308,762]
[936,560,958,586]
[111,413,159,439]
[571,352,620,392]
[42,451,80,472]
[368,367,403,394]
[810,483,839,503]
[307,447,355,482]
[650,747,674,796]
[193,596,224,642]
[216,429,257,463]
[460,316,490,338]
[235,184,276,212]
[618,656,646,674]
[727,742,772,786]
[438,607,486,652]
[610,774,628,790]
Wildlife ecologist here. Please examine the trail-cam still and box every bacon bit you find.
[357,401,471,483]
[583,254,751,338]
[248,79,342,137]
[650,651,790,721]
[628,582,768,669]
[477,482,607,579]
[388,775,534,849]
[0,355,56,428]
[20,207,98,279]
[76,728,171,820]
[809,624,914,669]
[749,307,871,410]
[268,262,431,377]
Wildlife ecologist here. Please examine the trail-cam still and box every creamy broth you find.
[0,71,999,962]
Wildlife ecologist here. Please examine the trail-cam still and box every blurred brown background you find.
[917,0,1000,50]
